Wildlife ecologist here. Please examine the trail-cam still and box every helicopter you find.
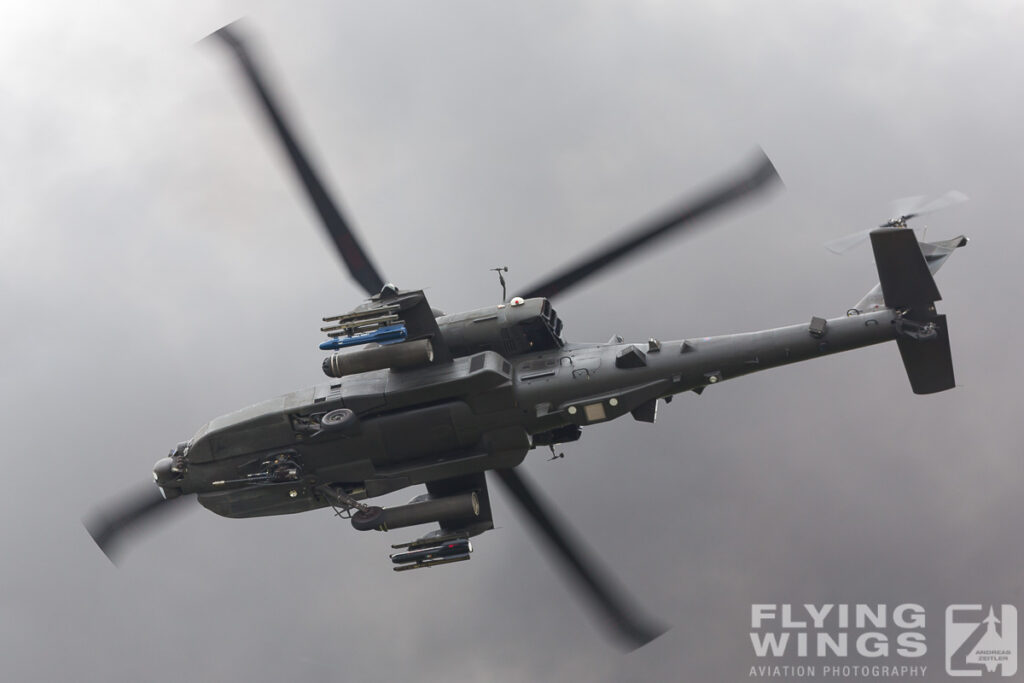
[85,23,968,650]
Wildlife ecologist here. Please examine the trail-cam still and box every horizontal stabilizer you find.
[897,314,955,394]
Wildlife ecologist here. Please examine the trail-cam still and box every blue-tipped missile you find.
[319,323,408,350]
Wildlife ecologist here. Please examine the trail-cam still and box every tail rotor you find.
[825,190,968,254]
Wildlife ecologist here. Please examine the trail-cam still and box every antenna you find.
[491,266,509,302]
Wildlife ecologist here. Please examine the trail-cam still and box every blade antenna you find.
[519,149,781,300]
[493,467,666,649]
[210,23,387,296]
[490,266,508,302]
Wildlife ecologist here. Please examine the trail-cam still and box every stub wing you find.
[387,474,494,572]
[320,288,452,364]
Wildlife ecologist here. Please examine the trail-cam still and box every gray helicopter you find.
[86,24,967,650]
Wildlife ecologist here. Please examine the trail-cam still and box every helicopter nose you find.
[152,450,187,499]
[152,457,179,484]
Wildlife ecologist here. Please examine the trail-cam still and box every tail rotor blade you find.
[824,227,873,254]
[885,190,970,225]
[84,485,186,563]
[518,149,782,301]
[828,191,969,255]
[906,190,969,219]
[209,23,387,297]
[492,467,667,649]
[888,194,927,222]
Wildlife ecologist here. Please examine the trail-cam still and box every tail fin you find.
[853,233,968,313]
[859,229,967,394]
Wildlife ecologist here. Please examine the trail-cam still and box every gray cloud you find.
[2,2,1021,681]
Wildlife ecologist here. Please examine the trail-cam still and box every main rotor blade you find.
[519,149,782,301]
[493,467,666,649]
[211,24,387,296]
[84,485,186,563]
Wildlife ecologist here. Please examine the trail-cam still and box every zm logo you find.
[946,605,1017,677]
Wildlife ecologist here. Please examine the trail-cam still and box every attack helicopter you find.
[86,23,967,650]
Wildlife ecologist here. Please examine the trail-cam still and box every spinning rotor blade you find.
[887,194,927,222]
[211,24,387,296]
[824,227,874,255]
[825,190,969,254]
[519,149,781,301]
[493,467,666,650]
[890,190,969,224]
[84,485,187,563]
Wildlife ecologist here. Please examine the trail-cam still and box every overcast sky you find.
[2,2,1023,681]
